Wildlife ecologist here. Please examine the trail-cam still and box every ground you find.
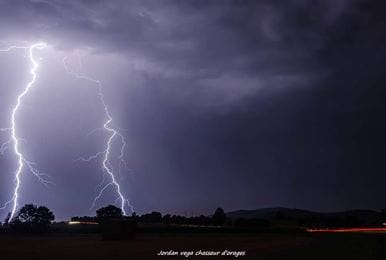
[0,232,385,259]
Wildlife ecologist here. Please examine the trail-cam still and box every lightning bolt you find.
[0,42,51,221]
[63,56,133,215]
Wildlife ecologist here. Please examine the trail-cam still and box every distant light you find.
[68,221,98,225]
[307,227,386,233]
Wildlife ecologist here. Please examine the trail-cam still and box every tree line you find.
[1,204,231,233]
[73,205,228,226]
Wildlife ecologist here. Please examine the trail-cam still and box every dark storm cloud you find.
[0,0,344,104]
[1,0,386,219]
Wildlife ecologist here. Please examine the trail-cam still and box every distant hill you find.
[226,207,383,225]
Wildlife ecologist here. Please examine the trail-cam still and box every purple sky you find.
[1,0,386,220]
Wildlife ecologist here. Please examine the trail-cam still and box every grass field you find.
[0,232,385,259]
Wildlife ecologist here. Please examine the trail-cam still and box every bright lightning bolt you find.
[0,42,51,221]
[63,57,133,215]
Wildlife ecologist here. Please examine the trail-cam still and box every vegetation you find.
[3,204,55,233]
[4,204,386,233]
[212,207,226,226]
[70,207,232,227]
[96,205,123,221]
[1,205,386,259]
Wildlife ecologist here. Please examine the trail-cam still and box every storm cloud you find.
[0,0,386,219]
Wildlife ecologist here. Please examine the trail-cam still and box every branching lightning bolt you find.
[0,43,51,220]
[63,57,133,215]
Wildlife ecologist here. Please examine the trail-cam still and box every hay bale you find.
[100,219,137,240]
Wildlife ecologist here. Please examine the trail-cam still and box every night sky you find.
[0,0,386,220]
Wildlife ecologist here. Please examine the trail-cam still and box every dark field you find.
[0,232,386,260]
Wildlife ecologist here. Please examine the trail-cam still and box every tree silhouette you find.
[10,204,54,232]
[212,207,226,226]
[17,204,54,224]
[140,211,162,223]
[163,214,171,224]
[96,205,123,220]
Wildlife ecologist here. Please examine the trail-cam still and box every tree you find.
[96,205,123,220]
[212,207,226,226]
[163,214,171,224]
[71,216,97,222]
[10,204,55,232]
[17,204,54,225]
[140,211,162,223]
[18,204,38,223]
